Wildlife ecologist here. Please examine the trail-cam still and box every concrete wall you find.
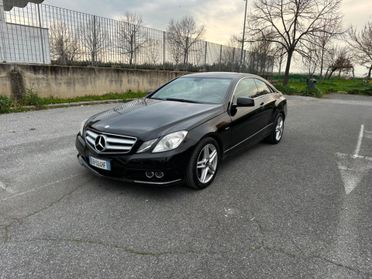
[0,63,186,98]
[0,64,10,96]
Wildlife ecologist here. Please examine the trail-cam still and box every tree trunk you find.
[283,50,293,86]
[368,65,372,80]
[320,48,325,78]
[278,55,283,75]
[328,68,336,79]
[129,52,133,65]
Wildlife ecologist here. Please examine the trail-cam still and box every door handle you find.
[260,102,265,106]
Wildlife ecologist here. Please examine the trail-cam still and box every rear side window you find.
[234,79,258,99]
[254,79,272,97]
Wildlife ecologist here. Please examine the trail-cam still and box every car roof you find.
[181,72,264,80]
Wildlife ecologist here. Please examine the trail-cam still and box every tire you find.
[266,113,285,144]
[185,137,220,190]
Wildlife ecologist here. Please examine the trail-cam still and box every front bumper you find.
[75,134,192,185]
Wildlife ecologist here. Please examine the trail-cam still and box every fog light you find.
[145,171,154,179]
[155,171,164,179]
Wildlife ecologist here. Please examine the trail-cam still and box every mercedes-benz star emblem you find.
[95,135,106,152]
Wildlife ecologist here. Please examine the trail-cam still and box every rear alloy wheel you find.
[266,113,285,144]
[185,138,220,189]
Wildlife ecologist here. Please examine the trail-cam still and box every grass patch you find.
[0,91,147,114]
[41,91,146,105]
[0,95,12,113]
[270,75,372,97]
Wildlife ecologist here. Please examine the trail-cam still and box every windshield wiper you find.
[164,98,199,104]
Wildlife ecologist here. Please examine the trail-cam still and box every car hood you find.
[87,98,224,139]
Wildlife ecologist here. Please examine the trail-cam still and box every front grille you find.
[85,129,137,154]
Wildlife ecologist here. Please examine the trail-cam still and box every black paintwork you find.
[76,72,287,184]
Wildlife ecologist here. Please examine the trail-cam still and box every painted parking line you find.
[336,124,372,195]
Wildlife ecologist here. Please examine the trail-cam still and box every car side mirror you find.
[236,97,255,107]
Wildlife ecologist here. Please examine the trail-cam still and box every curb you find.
[22,98,137,110]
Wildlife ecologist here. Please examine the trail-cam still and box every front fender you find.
[275,96,287,118]
[187,112,231,153]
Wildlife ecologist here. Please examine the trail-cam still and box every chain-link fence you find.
[0,2,274,74]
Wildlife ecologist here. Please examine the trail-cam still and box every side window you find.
[255,79,271,97]
[234,79,258,100]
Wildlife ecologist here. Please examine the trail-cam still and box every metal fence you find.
[0,2,274,74]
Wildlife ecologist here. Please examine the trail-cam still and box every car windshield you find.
[149,77,232,104]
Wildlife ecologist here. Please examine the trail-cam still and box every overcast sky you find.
[44,0,371,45]
[43,0,371,75]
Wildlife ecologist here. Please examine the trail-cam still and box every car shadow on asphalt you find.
[78,141,272,200]
[221,142,269,168]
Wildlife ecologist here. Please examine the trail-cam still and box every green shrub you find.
[348,87,372,96]
[274,84,298,95]
[302,86,323,98]
[21,89,45,107]
[0,95,12,113]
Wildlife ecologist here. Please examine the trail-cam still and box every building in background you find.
[0,0,50,64]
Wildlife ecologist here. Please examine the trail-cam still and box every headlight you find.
[79,119,88,136]
[152,131,188,153]
[137,139,158,153]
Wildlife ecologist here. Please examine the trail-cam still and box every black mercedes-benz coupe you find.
[76,72,287,189]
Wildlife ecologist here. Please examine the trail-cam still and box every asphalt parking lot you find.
[0,94,371,279]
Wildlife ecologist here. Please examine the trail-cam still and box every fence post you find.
[92,15,97,64]
[204,41,208,67]
[37,4,45,64]
[0,0,6,62]
[232,48,235,71]
[219,44,222,70]
[243,50,247,72]
[162,31,166,65]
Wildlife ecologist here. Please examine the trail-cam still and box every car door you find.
[229,78,267,148]
[254,79,276,126]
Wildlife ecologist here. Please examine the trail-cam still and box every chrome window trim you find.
[228,77,266,110]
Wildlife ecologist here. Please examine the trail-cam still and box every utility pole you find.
[240,0,248,68]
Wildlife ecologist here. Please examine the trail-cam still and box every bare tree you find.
[50,22,79,64]
[249,34,275,73]
[249,0,343,85]
[167,16,205,65]
[325,47,354,79]
[168,40,183,65]
[81,16,108,64]
[146,39,160,65]
[299,39,321,77]
[273,45,286,74]
[221,36,240,67]
[117,13,146,65]
[316,18,343,77]
[348,22,372,79]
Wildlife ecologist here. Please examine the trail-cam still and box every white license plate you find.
[89,156,111,171]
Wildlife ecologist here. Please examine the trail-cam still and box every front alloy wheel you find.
[275,116,284,141]
[196,144,218,184]
[266,113,285,144]
[185,137,220,189]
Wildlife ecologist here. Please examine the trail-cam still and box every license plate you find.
[89,156,111,171]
